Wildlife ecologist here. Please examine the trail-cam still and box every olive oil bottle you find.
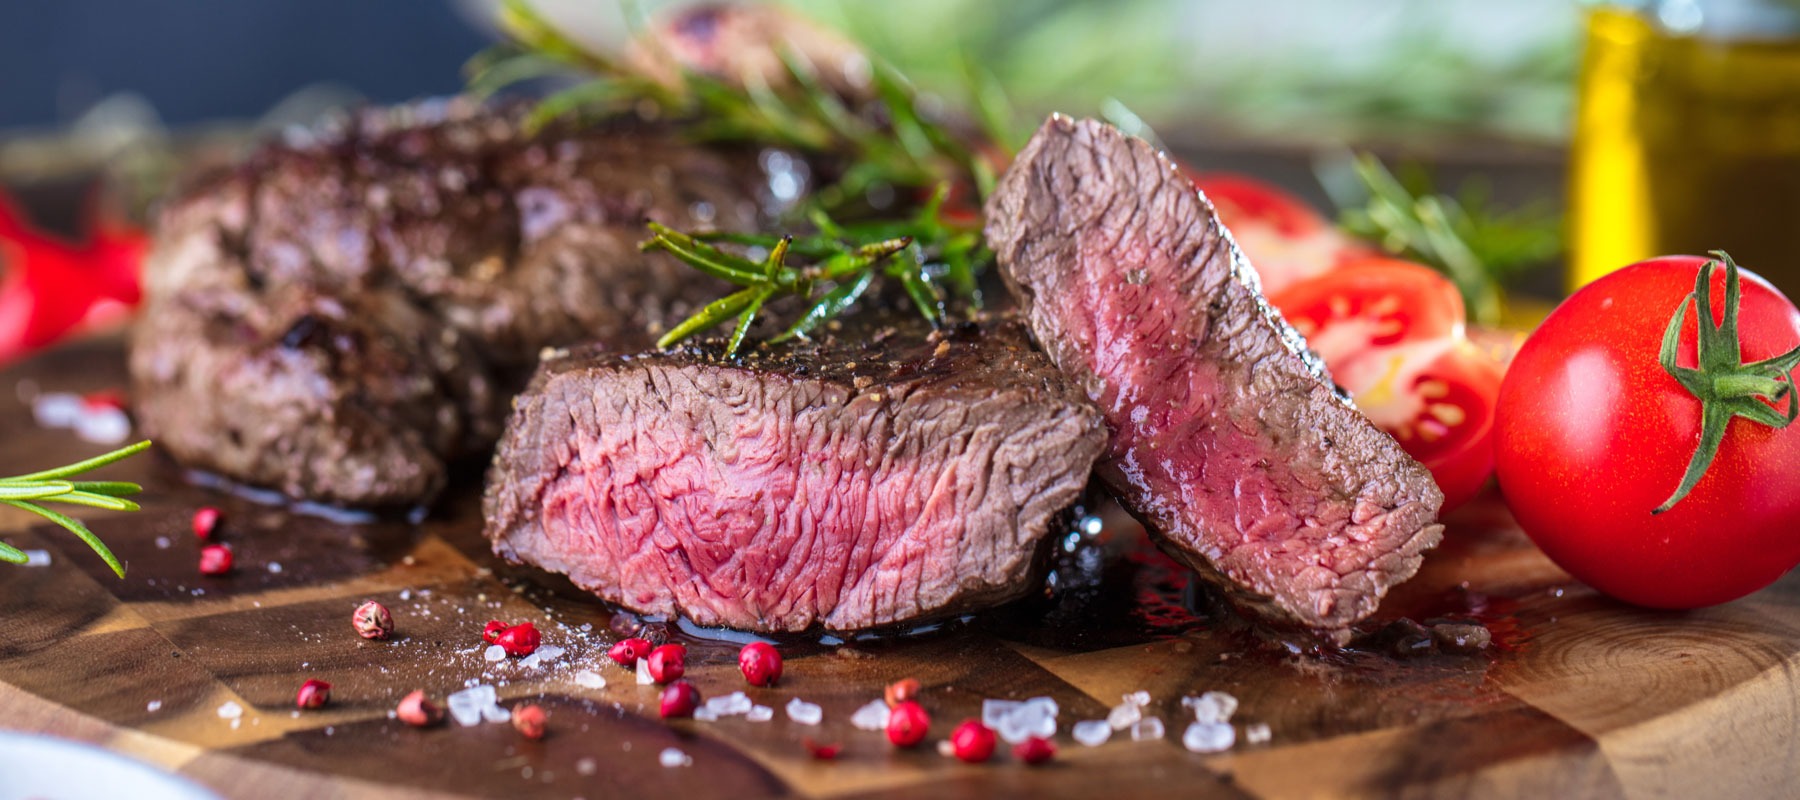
[1571,1,1800,293]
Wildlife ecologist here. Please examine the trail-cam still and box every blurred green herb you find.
[644,184,983,353]
[469,0,1007,207]
[0,440,150,579]
[1336,154,1561,324]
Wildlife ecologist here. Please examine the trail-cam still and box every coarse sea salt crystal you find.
[155,536,171,549]
[636,657,654,685]
[660,747,692,768]
[981,699,1023,729]
[536,645,566,662]
[519,653,543,670]
[786,698,822,726]
[1106,701,1142,731]
[573,670,606,689]
[21,550,50,567]
[1130,717,1165,741]
[447,686,492,727]
[482,703,511,724]
[217,701,243,720]
[1182,721,1234,753]
[146,700,163,713]
[1127,690,1151,707]
[1244,722,1272,745]
[746,705,774,722]
[75,407,130,445]
[1072,720,1111,747]
[1183,691,1238,724]
[484,645,506,663]
[850,699,891,731]
[32,393,81,428]
[694,707,720,722]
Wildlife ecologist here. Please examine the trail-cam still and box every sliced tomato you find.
[1187,171,1370,295]
[1333,338,1503,511]
[1269,257,1466,366]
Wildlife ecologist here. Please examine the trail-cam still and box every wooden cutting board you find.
[2,338,1798,800]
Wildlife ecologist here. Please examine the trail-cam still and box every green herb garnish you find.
[1,440,150,578]
[1335,154,1561,324]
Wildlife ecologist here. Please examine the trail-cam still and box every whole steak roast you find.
[130,102,771,506]
[483,315,1105,633]
[985,115,1444,644]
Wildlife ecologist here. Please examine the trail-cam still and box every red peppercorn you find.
[803,737,842,760]
[886,700,930,748]
[396,690,442,727]
[608,637,653,668]
[198,544,233,576]
[295,679,331,710]
[949,719,995,763]
[1014,737,1056,765]
[496,621,540,656]
[191,507,222,540]
[512,703,548,739]
[646,643,686,684]
[885,678,921,708]
[659,679,700,718]
[481,620,509,644]
[352,600,394,640]
[738,641,782,687]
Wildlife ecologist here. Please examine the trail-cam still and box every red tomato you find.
[1333,338,1503,512]
[1190,171,1369,295]
[1270,257,1466,366]
[1495,255,1800,608]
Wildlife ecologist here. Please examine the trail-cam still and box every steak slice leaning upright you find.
[984,116,1443,644]
[483,314,1106,633]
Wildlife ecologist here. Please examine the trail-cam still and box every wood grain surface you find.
[3,339,1798,800]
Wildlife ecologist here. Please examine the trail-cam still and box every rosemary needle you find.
[0,440,151,578]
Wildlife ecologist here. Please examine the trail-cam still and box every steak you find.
[483,314,1106,632]
[130,101,775,506]
[984,116,1443,644]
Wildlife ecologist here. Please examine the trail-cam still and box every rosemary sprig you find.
[1333,154,1561,325]
[0,440,150,578]
[642,187,979,353]
[470,0,999,209]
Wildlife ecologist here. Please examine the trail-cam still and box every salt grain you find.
[21,550,50,567]
[573,670,606,689]
[1106,701,1142,731]
[217,701,243,720]
[659,747,692,768]
[1244,722,1272,745]
[1074,720,1112,746]
[155,536,171,549]
[520,653,543,670]
[146,700,163,713]
[1182,721,1235,753]
[746,705,774,722]
[694,707,720,722]
[484,645,506,662]
[1182,691,1238,724]
[267,562,283,574]
[636,657,654,685]
[535,645,566,663]
[482,703,511,724]
[75,407,131,444]
[576,758,597,776]
[981,699,1023,728]
[1129,717,1165,741]
[1127,690,1151,707]
[785,698,822,726]
[31,393,82,428]
[849,699,891,731]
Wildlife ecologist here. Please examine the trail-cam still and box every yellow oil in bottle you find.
[1570,5,1800,293]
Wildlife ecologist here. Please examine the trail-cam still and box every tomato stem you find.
[1654,251,1800,514]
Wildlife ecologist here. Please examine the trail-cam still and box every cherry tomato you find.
[1270,257,1466,366]
[1189,171,1369,294]
[1495,255,1800,608]
[1333,337,1503,511]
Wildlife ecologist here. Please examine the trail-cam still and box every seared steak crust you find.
[130,102,770,505]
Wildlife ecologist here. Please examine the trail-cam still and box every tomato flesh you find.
[1333,338,1502,512]
[1495,256,1800,608]
[1270,257,1465,365]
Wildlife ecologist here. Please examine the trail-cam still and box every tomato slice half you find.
[1270,257,1466,366]
[1332,338,1503,511]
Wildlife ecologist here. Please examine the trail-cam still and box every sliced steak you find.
[130,101,775,505]
[483,314,1105,632]
[984,116,1443,644]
